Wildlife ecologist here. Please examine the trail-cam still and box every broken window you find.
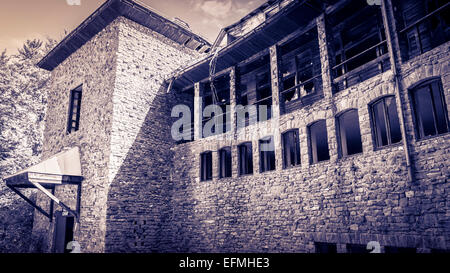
[394,0,449,61]
[237,54,272,125]
[219,147,232,179]
[67,85,82,134]
[238,142,253,175]
[202,74,231,136]
[370,96,402,148]
[200,151,212,181]
[259,136,275,173]
[330,0,390,92]
[315,242,337,253]
[308,120,330,164]
[337,109,363,157]
[410,78,449,139]
[279,27,322,114]
[282,129,301,169]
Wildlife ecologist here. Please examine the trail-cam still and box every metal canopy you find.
[3,147,83,222]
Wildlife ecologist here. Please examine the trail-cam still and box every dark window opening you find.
[259,136,275,173]
[175,87,195,144]
[384,246,417,253]
[67,85,82,134]
[308,120,330,164]
[410,79,449,139]
[219,147,232,179]
[279,27,323,114]
[200,151,212,181]
[282,129,301,169]
[337,109,363,157]
[202,75,231,136]
[53,212,74,253]
[238,142,253,175]
[346,244,370,254]
[370,96,402,148]
[393,0,449,61]
[330,0,390,92]
[315,242,337,253]
[237,54,272,125]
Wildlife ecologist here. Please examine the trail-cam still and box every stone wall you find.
[31,19,121,253]
[104,18,201,252]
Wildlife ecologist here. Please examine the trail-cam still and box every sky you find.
[0,0,267,55]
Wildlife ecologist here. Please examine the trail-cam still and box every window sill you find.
[373,141,403,152]
[337,152,364,162]
[415,131,450,143]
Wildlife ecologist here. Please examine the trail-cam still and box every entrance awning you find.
[3,147,83,222]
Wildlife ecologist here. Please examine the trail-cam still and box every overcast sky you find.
[0,0,266,54]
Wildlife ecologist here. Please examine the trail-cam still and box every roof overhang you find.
[170,0,334,90]
[38,0,211,71]
[3,147,83,221]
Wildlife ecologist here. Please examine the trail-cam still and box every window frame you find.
[308,120,330,164]
[259,136,276,173]
[238,142,253,176]
[369,95,403,149]
[282,129,301,169]
[200,151,213,181]
[409,78,449,140]
[218,147,232,179]
[67,85,82,134]
[336,109,364,158]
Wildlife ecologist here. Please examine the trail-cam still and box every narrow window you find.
[315,242,337,253]
[200,151,212,181]
[337,110,363,157]
[238,142,253,175]
[370,96,402,148]
[410,79,449,139]
[308,120,330,164]
[259,136,275,173]
[219,147,232,178]
[282,129,301,169]
[67,85,82,134]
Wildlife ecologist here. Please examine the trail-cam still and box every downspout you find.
[381,0,414,183]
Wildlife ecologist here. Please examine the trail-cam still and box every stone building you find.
[3,0,449,253]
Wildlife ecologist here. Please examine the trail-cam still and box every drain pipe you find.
[381,0,414,183]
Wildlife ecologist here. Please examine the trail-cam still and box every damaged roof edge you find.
[37,0,211,71]
[168,0,311,88]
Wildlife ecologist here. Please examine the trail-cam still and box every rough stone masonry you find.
[8,0,449,253]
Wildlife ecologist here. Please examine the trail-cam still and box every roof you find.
[38,0,211,71]
[171,0,335,90]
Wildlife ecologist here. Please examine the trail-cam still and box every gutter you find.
[381,0,414,183]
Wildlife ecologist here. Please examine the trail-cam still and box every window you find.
[237,54,272,125]
[202,75,231,137]
[67,85,82,134]
[410,79,449,139]
[394,0,449,61]
[259,136,276,173]
[200,151,212,181]
[330,0,390,91]
[315,242,337,253]
[279,27,322,114]
[238,142,253,175]
[219,147,232,178]
[308,120,330,164]
[282,130,301,169]
[337,110,363,157]
[370,96,402,148]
